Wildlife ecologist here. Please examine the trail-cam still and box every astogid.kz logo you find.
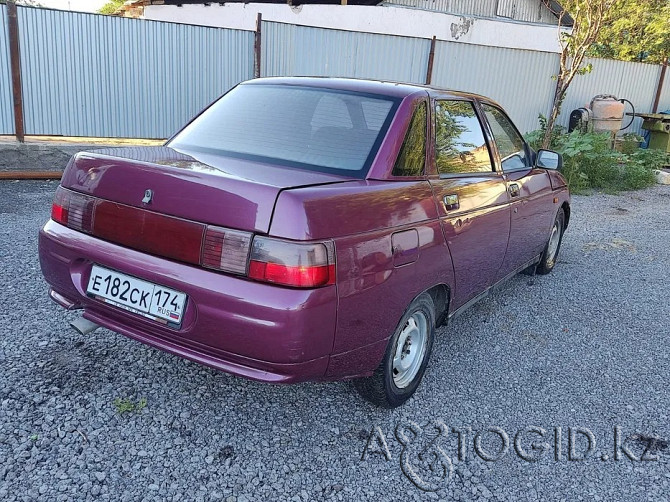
[360,421,667,492]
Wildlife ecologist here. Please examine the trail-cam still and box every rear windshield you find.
[169,84,399,178]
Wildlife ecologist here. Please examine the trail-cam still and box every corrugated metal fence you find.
[0,4,14,135]
[261,21,558,132]
[660,75,670,114]
[15,6,253,138]
[561,58,663,135]
[1,6,668,138]
[431,41,559,133]
[262,22,431,85]
[260,21,668,135]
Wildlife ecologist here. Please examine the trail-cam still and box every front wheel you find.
[536,208,565,275]
[353,294,435,408]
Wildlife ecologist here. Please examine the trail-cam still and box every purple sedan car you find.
[39,77,569,407]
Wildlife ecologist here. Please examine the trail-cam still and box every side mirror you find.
[536,149,563,170]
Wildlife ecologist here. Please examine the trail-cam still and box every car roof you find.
[243,76,497,103]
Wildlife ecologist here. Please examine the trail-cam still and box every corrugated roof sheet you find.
[382,0,496,17]
[382,0,563,24]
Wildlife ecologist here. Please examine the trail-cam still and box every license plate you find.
[86,265,187,327]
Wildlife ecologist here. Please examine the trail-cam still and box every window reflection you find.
[481,104,528,171]
[393,101,427,177]
[435,101,493,175]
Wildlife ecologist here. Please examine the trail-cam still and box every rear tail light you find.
[248,236,335,288]
[201,226,253,275]
[51,185,95,233]
[51,187,69,224]
[50,186,335,288]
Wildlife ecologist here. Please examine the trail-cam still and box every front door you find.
[479,103,556,279]
[429,99,511,310]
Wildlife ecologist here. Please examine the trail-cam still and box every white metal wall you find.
[432,41,559,133]
[558,58,662,135]
[0,4,14,135]
[17,6,254,138]
[262,21,431,85]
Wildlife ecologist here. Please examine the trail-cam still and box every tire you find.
[536,208,565,275]
[353,293,435,408]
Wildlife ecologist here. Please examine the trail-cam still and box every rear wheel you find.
[354,294,435,408]
[536,208,565,275]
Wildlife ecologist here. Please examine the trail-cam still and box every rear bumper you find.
[39,220,337,383]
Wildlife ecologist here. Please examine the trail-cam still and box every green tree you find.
[541,0,621,149]
[590,0,670,63]
[98,0,124,15]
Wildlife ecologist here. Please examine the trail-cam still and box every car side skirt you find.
[449,254,542,320]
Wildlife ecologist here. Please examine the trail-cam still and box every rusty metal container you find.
[590,94,625,133]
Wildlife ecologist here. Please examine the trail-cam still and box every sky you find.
[36,0,109,12]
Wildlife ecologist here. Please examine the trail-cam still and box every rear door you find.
[428,98,511,310]
[478,102,555,279]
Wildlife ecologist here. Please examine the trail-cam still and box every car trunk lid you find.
[60,146,352,234]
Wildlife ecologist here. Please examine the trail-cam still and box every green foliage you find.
[558,131,617,193]
[575,62,593,76]
[618,133,644,154]
[113,397,147,414]
[98,0,124,15]
[541,0,621,148]
[525,122,667,194]
[526,115,566,151]
[589,0,670,63]
[434,101,491,174]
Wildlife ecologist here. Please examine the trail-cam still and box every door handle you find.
[443,194,459,211]
[508,183,520,197]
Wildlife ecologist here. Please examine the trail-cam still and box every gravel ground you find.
[1,180,670,501]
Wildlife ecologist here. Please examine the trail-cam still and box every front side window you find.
[170,84,399,177]
[481,103,528,171]
[392,101,427,177]
[434,100,493,175]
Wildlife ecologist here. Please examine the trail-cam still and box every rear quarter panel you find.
[270,180,454,378]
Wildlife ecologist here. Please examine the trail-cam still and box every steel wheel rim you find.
[546,221,561,267]
[392,312,428,389]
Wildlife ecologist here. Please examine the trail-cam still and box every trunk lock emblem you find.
[142,189,153,205]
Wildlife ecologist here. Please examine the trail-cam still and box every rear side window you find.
[393,101,427,177]
[169,84,398,178]
[434,100,493,175]
[481,103,528,170]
